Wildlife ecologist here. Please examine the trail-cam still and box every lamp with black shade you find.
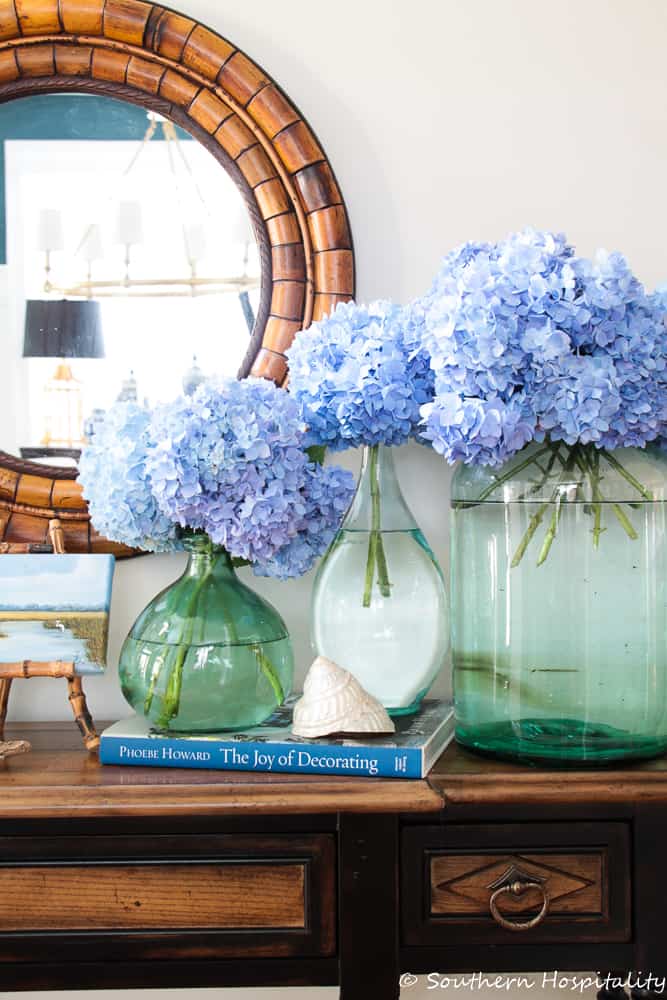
[22,298,105,450]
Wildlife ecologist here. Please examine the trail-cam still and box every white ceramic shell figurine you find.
[292,656,395,738]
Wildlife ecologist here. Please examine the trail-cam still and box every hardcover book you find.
[100,698,454,778]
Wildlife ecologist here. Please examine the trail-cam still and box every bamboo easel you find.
[0,518,100,752]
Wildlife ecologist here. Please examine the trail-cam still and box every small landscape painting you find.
[0,555,115,674]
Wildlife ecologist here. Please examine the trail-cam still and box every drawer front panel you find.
[0,862,305,931]
[431,852,602,918]
[402,823,630,946]
[0,833,334,961]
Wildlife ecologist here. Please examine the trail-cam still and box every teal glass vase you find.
[119,535,293,732]
[451,441,667,764]
[311,444,449,715]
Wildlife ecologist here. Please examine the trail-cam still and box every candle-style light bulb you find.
[37,208,64,253]
[115,201,143,247]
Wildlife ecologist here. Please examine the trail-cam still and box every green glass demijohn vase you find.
[311,444,449,715]
[451,441,667,764]
[119,534,294,732]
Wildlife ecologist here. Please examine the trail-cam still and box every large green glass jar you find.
[119,535,293,732]
[311,444,449,715]
[451,441,667,764]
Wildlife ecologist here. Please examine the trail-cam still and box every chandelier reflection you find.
[37,113,260,303]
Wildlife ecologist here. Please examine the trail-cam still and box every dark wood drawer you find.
[0,833,335,962]
[402,823,631,945]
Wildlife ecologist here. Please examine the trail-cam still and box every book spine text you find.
[100,736,423,778]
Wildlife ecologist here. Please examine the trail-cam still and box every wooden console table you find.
[1,722,666,997]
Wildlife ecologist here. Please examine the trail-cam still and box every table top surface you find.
[3,722,667,819]
[429,740,667,805]
[0,722,443,819]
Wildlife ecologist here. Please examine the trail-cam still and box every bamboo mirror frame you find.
[0,0,354,556]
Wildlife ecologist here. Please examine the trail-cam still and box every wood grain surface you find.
[5,723,667,816]
[0,721,443,817]
[431,740,667,804]
[430,852,603,916]
[0,861,306,931]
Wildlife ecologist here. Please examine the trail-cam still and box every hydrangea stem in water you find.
[575,447,640,541]
[142,586,181,715]
[144,536,286,728]
[512,444,577,567]
[153,557,213,728]
[488,441,653,568]
[253,645,285,704]
[362,444,392,607]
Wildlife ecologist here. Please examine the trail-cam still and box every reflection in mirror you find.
[0,93,262,465]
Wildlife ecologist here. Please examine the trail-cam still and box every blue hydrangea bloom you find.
[412,229,667,465]
[145,378,309,565]
[286,300,434,450]
[253,463,355,580]
[78,379,353,577]
[78,402,179,552]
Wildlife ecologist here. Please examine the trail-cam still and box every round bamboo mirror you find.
[0,0,354,555]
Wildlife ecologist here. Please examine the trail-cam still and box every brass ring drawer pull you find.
[489,880,549,931]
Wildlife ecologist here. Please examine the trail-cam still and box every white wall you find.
[6,0,666,996]
[15,0,667,725]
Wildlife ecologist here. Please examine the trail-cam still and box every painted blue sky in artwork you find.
[0,555,114,611]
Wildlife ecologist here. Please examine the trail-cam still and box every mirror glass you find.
[0,93,263,465]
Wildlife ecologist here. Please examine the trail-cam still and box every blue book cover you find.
[99,698,454,778]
